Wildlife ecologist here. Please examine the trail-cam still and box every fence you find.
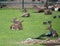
[0,0,60,9]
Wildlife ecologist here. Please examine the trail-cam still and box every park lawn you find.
[0,8,60,46]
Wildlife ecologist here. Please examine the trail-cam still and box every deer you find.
[22,8,30,17]
[10,18,23,30]
[33,5,45,13]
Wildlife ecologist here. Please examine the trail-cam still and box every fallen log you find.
[21,38,60,46]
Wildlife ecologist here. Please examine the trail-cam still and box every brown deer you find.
[10,18,23,30]
[47,25,58,37]
[33,5,45,13]
[44,9,52,15]
[22,8,30,17]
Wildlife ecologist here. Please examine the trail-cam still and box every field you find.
[0,8,60,46]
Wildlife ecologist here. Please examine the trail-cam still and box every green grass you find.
[0,8,60,46]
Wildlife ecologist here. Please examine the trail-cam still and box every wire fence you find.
[0,0,60,9]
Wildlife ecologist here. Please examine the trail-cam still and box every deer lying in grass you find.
[33,5,45,13]
[10,18,23,30]
[44,9,52,15]
[22,8,30,17]
[33,5,52,15]
[47,24,58,37]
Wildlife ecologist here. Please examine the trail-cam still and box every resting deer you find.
[33,5,45,13]
[44,9,52,15]
[22,8,30,17]
[10,18,23,30]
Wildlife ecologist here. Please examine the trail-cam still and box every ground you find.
[0,8,60,46]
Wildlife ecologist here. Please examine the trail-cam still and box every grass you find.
[0,8,60,46]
